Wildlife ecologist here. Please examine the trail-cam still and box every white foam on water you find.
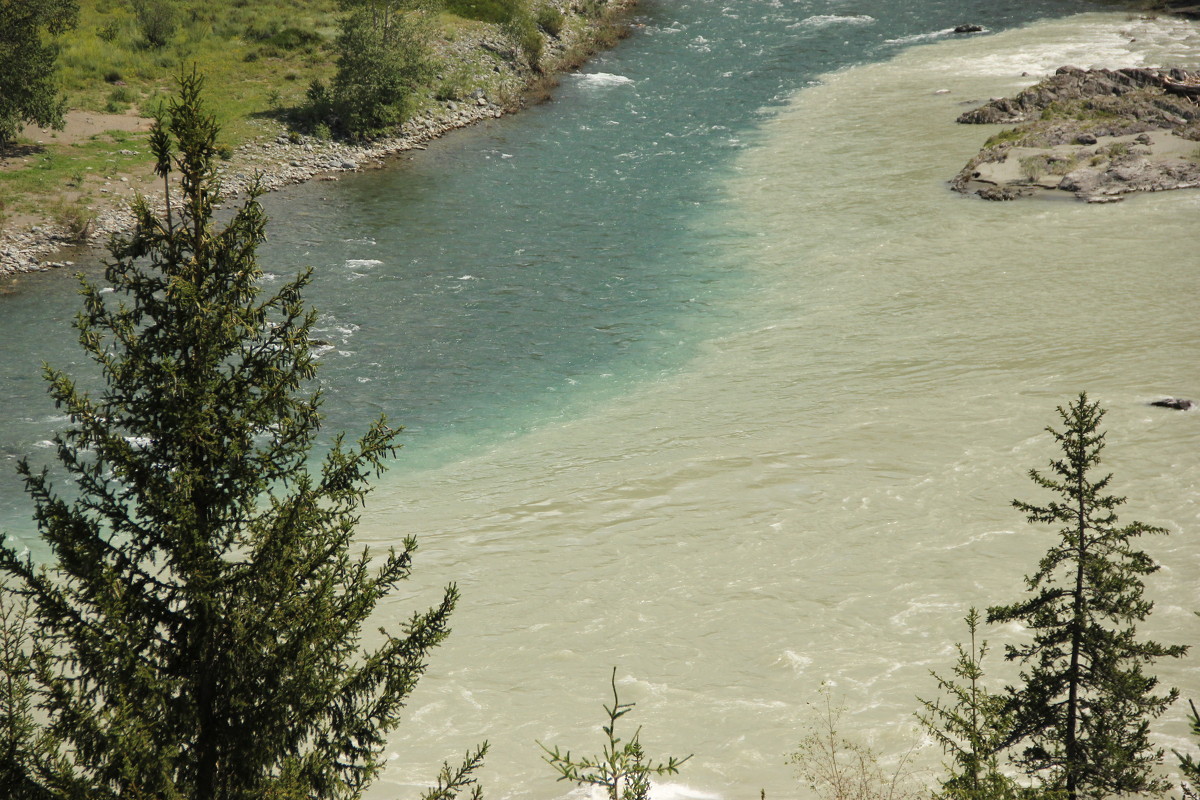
[649,783,723,800]
[346,259,383,269]
[791,14,875,30]
[576,72,635,87]
[913,15,1200,81]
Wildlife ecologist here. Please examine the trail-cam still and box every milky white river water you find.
[351,13,1200,800]
[0,7,1197,800]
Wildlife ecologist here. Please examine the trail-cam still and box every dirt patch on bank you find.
[17,110,153,149]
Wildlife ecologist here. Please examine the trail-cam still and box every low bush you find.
[505,13,543,69]
[444,0,523,25]
[244,24,324,51]
[536,5,565,36]
[788,690,921,800]
[133,0,179,49]
[52,200,96,243]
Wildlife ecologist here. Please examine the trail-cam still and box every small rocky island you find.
[953,66,1200,202]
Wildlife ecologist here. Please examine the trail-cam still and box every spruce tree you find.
[1176,699,1200,799]
[917,609,1020,800]
[0,71,483,800]
[987,394,1185,800]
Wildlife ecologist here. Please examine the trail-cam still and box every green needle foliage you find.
[0,70,476,800]
[0,0,79,144]
[539,668,691,800]
[1176,699,1200,799]
[917,609,1021,800]
[987,393,1185,800]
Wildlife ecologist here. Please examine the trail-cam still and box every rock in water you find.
[953,24,984,33]
[1150,398,1194,410]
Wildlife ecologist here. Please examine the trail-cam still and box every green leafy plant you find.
[535,5,565,36]
[540,668,691,800]
[0,0,79,144]
[133,0,179,48]
[324,7,434,137]
[504,12,543,69]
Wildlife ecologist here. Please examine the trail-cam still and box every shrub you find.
[52,199,96,243]
[505,13,543,69]
[133,0,179,48]
[1018,155,1045,183]
[536,5,565,36]
[325,10,434,138]
[435,67,477,101]
[245,24,323,52]
[443,0,523,24]
[789,689,922,800]
[97,20,123,42]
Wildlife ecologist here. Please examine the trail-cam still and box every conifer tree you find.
[1176,699,1200,799]
[917,609,1021,800]
[987,394,1185,800]
[0,71,483,800]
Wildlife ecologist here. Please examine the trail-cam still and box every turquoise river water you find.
[1,1,1199,798]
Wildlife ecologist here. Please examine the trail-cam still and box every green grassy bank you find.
[0,0,630,247]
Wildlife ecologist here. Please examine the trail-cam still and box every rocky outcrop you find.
[952,67,1200,202]
[957,66,1200,126]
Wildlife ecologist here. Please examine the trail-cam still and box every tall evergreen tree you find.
[987,394,1185,800]
[0,71,483,800]
[0,0,79,144]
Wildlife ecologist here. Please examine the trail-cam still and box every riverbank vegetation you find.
[0,0,630,240]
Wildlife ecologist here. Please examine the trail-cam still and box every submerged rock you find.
[1150,397,1194,410]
